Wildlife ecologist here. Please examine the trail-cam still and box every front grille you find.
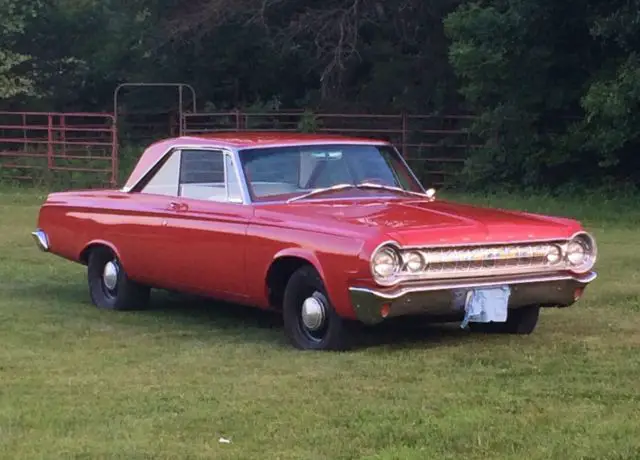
[404,243,561,279]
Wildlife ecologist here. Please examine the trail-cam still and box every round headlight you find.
[567,241,586,265]
[565,233,597,272]
[546,245,562,264]
[371,245,401,282]
[405,251,425,273]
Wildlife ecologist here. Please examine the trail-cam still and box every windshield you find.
[238,143,425,202]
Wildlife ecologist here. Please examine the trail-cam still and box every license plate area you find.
[453,285,512,328]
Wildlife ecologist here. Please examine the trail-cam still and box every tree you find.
[0,0,40,100]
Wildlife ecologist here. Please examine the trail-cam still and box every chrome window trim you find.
[122,144,252,205]
[389,144,428,194]
[232,141,427,204]
[120,139,393,203]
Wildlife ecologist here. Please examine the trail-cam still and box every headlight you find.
[404,251,425,273]
[546,245,562,264]
[565,232,597,273]
[371,244,401,284]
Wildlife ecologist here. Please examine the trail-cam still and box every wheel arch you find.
[265,249,326,310]
[79,240,123,265]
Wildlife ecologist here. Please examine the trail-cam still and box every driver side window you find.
[140,149,242,203]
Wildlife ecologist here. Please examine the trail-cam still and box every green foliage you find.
[15,0,163,110]
[444,0,640,189]
[1,0,640,191]
[0,0,41,99]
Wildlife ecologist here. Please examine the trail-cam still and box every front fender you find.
[271,248,328,282]
[270,247,364,320]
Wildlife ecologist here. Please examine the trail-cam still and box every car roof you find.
[122,131,391,191]
[177,131,390,149]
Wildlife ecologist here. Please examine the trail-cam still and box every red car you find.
[32,132,597,350]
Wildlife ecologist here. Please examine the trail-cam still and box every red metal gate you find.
[0,111,117,188]
[182,111,478,187]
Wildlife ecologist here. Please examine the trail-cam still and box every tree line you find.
[1,0,639,191]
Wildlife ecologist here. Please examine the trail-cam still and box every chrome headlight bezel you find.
[546,244,563,265]
[404,251,426,273]
[565,232,597,274]
[370,243,402,286]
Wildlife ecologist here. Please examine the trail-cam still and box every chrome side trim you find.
[351,271,597,301]
[31,229,49,252]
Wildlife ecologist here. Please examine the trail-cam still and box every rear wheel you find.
[87,247,150,311]
[282,265,356,350]
[469,306,540,335]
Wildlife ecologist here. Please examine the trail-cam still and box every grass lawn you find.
[1,189,639,459]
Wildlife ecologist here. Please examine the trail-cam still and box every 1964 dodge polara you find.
[32,132,597,350]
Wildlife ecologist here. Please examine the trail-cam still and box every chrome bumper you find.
[31,228,49,252]
[349,271,597,325]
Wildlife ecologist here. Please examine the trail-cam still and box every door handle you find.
[168,202,189,212]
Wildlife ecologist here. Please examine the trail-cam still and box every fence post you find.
[47,114,54,170]
[401,111,408,158]
[22,113,27,151]
[60,115,67,156]
[111,115,118,187]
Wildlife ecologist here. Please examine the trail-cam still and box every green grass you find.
[1,189,640,459]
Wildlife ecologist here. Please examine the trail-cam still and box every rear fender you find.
[79,239,124,266]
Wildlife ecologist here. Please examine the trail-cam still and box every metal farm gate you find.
[0,112,117,188]
[182,111,479,187]
[0,106,476,189]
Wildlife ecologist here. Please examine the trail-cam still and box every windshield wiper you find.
[286,182,435,203]
[355,182,435,200]
[287,183,357,203]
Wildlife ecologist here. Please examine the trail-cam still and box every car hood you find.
[265,198,582,245]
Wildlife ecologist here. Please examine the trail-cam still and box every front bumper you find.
[349,271,597,325]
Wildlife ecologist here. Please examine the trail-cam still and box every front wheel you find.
[469,306,540,335]
[87,247,150,311]
[282,266,356,350]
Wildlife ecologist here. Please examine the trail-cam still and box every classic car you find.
[31,132,597,350]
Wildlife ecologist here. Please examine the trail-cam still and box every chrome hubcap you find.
[102,261,119,291]
[301,294,326,331]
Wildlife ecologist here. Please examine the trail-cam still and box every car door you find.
[163,148,253,301]
[118,147,192,290]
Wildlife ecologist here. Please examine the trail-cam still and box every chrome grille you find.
[402,243,561,279]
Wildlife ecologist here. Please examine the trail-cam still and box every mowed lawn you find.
[1,190,640,459]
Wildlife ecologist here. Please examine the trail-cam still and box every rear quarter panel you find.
[37,190,168,286]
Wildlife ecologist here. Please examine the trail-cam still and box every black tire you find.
[87,246,150,311]
[469,306,540,335]
[282,265,357,351]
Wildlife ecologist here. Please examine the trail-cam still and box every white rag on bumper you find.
[459,286,511,329]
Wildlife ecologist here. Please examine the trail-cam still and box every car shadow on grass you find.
[141,290,476,351]
[14,284,478,350]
